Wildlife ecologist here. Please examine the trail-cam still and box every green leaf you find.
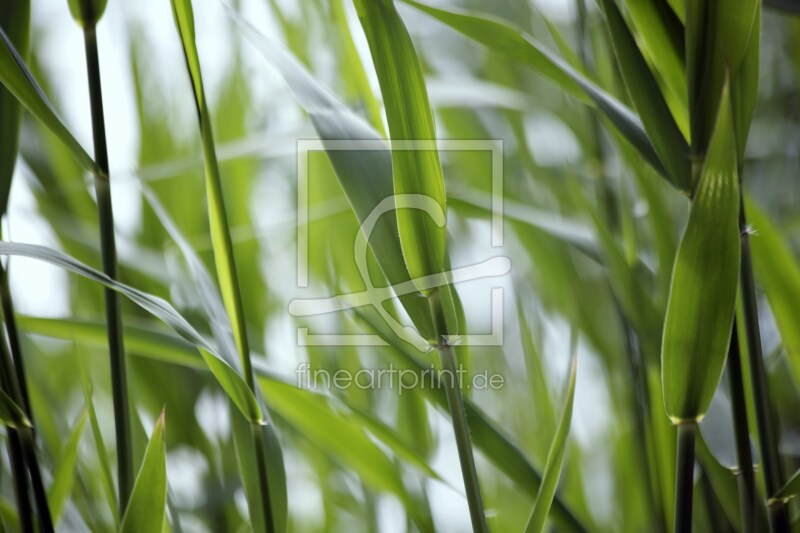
[525,349,578,533]
[0,0,29,216]
[258,378,407,499]
[230,12,436,344]
[120,410,167,533]
[170,0,253,377]
[685,0,759,161]
[0,388,30,429]
[401,0,673,186]
[774,469,800,500]
[599,0,690,192]
[354,0,447,286]
[661,83,740,423]
[48,408,89,525]
[0,24,95,173]
[745,197,800,385]
[0,242,261,423]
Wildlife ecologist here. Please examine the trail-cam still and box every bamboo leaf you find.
[525,349,578,533]
[0,25,95,173]
[0,389,30,429]
[120,410,167,533]
[354,0,447,285]
[401,0,676,188]
[599,0,690,192]
[661,83,740,423]
[774,469,800,500]
[0,242,261,423]
[230,11,436,343]
[745,197,800,385]
[47,408,89,525]
[0,0,29,216]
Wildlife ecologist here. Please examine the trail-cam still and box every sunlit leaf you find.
[120,411,167,533]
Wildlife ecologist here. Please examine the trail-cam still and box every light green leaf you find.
[0,24,95,173]
[230,11,436,343]
[0,0,29,216]
[0,388,30,429]
[745,197,800,384]
[48,408,89,525]
[170,0,252,376]
[599,0,690,192]
[401,0,673,186]
[661,83,740,423]
[354,0,447,286]
[120,410,167,533]
[0,242,261,423]
[525,349,578,533]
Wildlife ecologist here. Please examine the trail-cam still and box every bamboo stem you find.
[738,195,790,533]
[82,25,134,512]
[674,422,696,533]
[429,288,488,533]
[726,321,758,533]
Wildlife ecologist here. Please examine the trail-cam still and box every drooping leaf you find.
[120,411,167,533]
[599,0,690,192]
[401,0,674,187]
[661,83,740,423]
[354,0,447,286]
[525,348,578,533]
[0,26,95,173]
[0,0,29,216]
[0,242,261,423]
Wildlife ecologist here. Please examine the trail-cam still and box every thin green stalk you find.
[0,328,52,532]
[250,424,275,533]
[727,320,758,533]
[82,24,134,512]
[674,422,696,533]
[5,430,32,533]
[0,262,31,416]
[738,195,790,533]
[429,288,488,533]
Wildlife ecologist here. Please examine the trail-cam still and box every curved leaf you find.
[0,241,261,423]
[0,388,30,429]
[661,83,740,423]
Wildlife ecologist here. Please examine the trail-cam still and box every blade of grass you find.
[47,408,88,525]
[166,3,284,527]
[525,347,578,533]
[120,410,167,533]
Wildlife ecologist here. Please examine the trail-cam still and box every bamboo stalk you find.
[738,195,790,533]
[726,321,758,533]
[81,24,134,512]
[673,422,696,533]
[429,288,488,533]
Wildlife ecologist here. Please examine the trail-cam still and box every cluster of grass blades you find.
[2,0,800,531]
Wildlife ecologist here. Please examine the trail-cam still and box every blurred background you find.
[4,0,800,531]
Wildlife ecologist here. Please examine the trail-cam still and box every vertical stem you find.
[82,25,134,512]
[0,262,31,416]
[6,431,32,533]
[429,289,488,533]
[674,423,696,533]
[727,320,758,533]
[251,424,275,533]
[738,195,789,533]
[0,328,51,531]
